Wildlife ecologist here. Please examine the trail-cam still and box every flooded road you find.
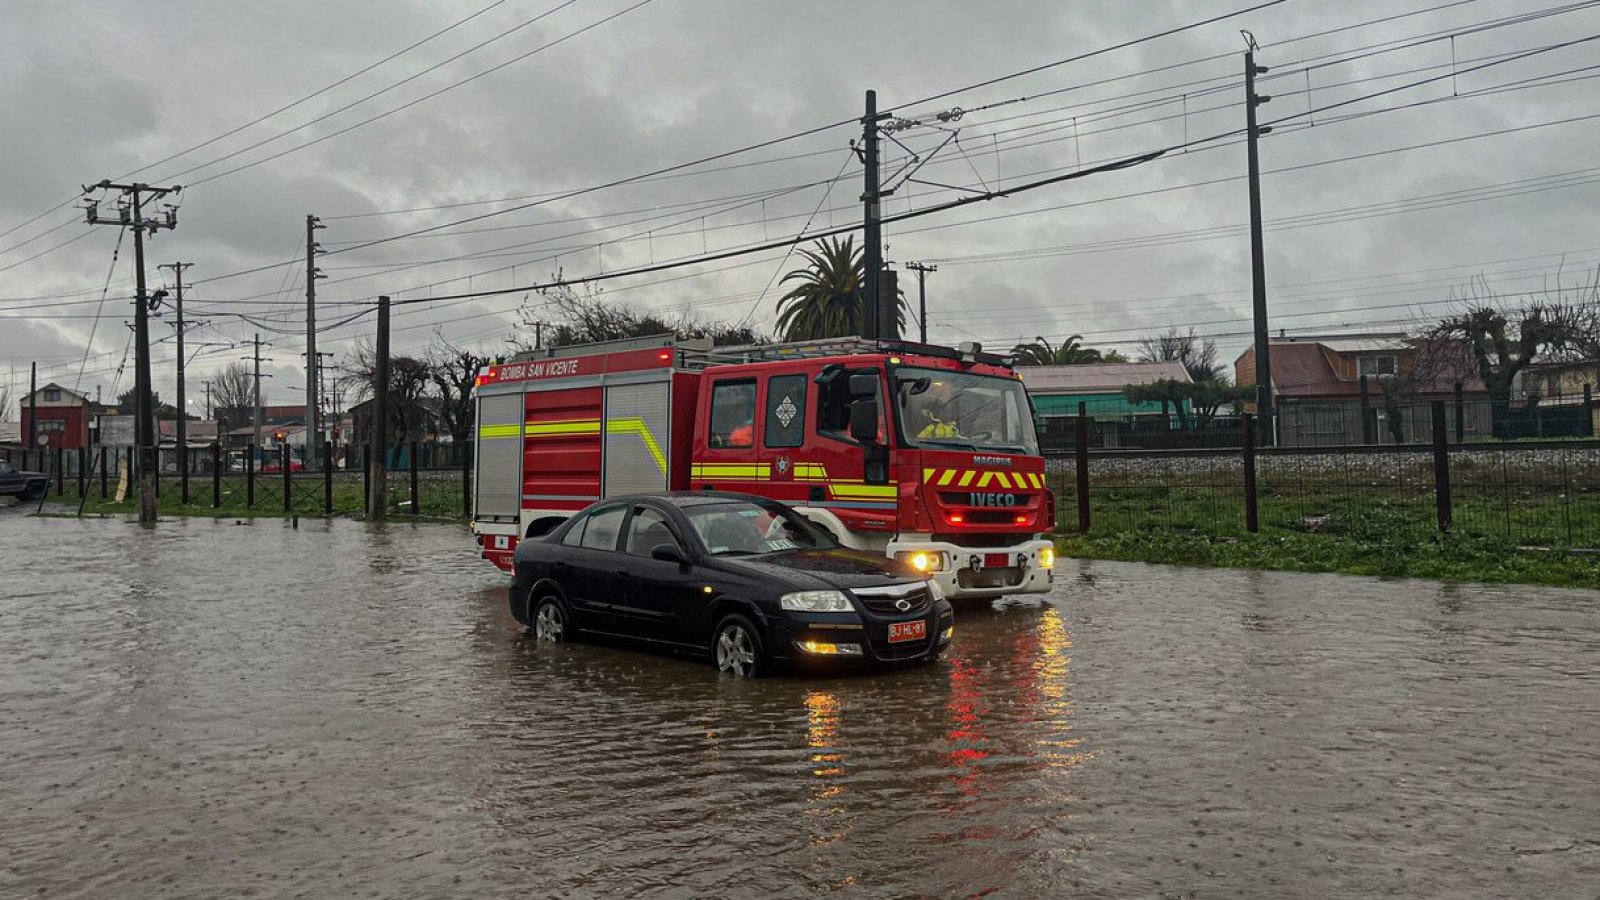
[2,514,1597,898]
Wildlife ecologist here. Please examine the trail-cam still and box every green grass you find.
[45,472,469,521]
[1056,498,1600,589]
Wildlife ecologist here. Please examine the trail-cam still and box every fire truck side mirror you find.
[847,372,878,398]
[848,400,879,444]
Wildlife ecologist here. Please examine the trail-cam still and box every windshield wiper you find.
[916,438,981,451]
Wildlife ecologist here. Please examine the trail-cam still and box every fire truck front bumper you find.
[886,537,1056,600]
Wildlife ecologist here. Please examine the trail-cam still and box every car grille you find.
[850,582,932,616]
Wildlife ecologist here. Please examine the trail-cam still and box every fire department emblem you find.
[775,394,798,427]
[775,456,790,475]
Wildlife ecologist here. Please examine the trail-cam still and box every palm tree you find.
[1008,335,1105,366]
[775,237,905,341]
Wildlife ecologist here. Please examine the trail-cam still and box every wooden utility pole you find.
[1244,43,1274,446]
[85,180,180,524]
[862,89,887,341]
[245,334,271,465]
[368,296,391,520]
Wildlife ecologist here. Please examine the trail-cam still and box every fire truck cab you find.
[471,335,1057,602]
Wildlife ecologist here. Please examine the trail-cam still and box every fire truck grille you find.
[849,582,932,616]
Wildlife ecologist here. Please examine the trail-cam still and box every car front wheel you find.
[532,596,569,643]
[23,482,46,501]
[713,614,765,678]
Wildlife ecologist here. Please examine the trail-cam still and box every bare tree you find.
[1424,271,1600,435]
[428,336,489,444]
[0,383,11,422]
[1136,327,1223,382]
[211,361,257,435]
[510,276,765,352]
[342,339,437,445]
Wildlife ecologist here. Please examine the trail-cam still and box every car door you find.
[0,460,18,495]
[613,503,706,646]
[555,503,630,631]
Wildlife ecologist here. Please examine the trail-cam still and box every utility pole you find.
[245,334,272,463]
[306,214,326,469]
[861,89,889,341]
[201,380,213,420]
[368,296,391,521]
[85,180,181,525]
[1244,39,1274,445]
[27,362,36,447]
[905,262,936,343]
[159,262,192,486]
[308,351,334,446]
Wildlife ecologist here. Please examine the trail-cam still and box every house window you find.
[1357,356,1396,378]
[43,389,61,402]
[38,418,66,433]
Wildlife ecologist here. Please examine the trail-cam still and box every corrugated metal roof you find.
[1019,361,1192,393]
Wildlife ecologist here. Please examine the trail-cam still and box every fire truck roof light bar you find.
[681,336,1011,369]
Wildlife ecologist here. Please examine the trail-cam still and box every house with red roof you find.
[1235,333,1490,446]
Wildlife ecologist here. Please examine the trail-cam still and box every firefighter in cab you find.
[916,380,962,439]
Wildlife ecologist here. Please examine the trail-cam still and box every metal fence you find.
[3,441,472,520]
[1047,404,1600,548]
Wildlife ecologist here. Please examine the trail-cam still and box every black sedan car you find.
[508,492,954,676]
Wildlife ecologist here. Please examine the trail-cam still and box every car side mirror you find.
[651,543,688,565]
[849,400,879,443]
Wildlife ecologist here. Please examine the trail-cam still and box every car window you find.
[558,513,589,547]
[578,505,627,552]
[0,460,12,475]
[684,501,833,556]
[624,506,680,557]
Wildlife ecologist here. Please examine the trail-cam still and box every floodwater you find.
[2,511,1598,898]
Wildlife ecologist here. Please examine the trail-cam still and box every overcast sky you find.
[4,0,1598,416]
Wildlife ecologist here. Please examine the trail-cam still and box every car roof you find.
[600,491,782,510]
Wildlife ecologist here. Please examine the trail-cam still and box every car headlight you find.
[780,590,853,612]
[894,550,946,572]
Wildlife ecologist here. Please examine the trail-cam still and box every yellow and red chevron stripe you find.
[921,468,1044,490]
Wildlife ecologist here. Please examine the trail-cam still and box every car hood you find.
[712,547,922,592]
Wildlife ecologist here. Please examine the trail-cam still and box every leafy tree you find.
[1136,326,1222,382]
[1125,379,1253,430]
[1009,334,1106,366]
[774,236,905,341]
[112,388,184,420]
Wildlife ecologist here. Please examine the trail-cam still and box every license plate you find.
[888,620,926,643]
[984,553,1011,569]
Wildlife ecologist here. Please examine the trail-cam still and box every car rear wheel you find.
[532,596,569,643]
[23,481,46,501]
[713,614,765,678]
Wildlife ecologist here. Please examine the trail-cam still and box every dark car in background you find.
[509,492,953,676]
[0,459,49,502]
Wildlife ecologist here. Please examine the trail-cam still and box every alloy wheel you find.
[534,601,564,642]
[716,623,757,677]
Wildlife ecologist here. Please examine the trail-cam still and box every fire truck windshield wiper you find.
[916,438,981,451]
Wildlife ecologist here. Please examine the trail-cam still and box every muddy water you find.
[1,514,1597,898]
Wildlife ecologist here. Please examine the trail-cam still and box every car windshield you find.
[894,366,1040,455]
[683,501,834,557]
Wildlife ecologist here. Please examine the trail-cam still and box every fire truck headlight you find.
[895,550,945,573]
[1039,546,1056,570]
[780,590,852,612]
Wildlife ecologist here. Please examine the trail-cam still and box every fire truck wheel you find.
[532,596,569,643]
[713,614,766,678]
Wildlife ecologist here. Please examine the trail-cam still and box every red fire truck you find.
[470,335,1057,602]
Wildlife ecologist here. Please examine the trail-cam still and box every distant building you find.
[19,383,92,450]
[1235,333,1491,446]
[1019,361,1194,449]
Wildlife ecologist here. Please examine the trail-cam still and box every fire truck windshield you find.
[894,367,1040,455]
